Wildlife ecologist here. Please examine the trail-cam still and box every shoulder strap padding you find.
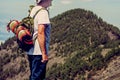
[33,8,46,19]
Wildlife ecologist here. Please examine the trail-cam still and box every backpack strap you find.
[33,7,46,19]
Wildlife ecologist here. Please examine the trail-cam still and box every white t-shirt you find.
[27,6,50,55]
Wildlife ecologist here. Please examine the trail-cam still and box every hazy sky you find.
[0,0,120,42]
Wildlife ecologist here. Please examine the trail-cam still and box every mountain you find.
[47,8,120,80]
[0,8,120,80]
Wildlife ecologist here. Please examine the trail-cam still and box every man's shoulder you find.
[30,6,44,17]
[31,6,47,14]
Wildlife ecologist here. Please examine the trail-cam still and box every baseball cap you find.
[36,0,42,4]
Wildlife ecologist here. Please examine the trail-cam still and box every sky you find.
[0,0,120,43]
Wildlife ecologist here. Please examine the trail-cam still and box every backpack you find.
[20,7,45,37]
[7,8,45,52]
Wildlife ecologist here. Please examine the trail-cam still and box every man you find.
[27,0,52,80]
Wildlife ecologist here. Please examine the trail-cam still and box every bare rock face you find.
[108,31,120,40]
[91,56,120,80]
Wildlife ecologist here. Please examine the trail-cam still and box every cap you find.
[36,0,42,4]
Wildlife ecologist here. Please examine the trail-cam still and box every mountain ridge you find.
[0,8,120,80]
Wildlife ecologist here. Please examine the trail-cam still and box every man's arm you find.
[38,24,48,62]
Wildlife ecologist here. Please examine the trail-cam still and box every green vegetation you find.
[47,47,120,80]
[46,8,120,79]
[0,36,27,80]
[50,8,120,56]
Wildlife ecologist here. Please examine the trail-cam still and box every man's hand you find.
[41,53,48,63]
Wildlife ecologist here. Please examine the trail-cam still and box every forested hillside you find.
[50,8,120,56]
[46,8,120,80]
[0,8,120,80]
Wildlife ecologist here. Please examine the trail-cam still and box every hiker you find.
[27,0,52,80]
